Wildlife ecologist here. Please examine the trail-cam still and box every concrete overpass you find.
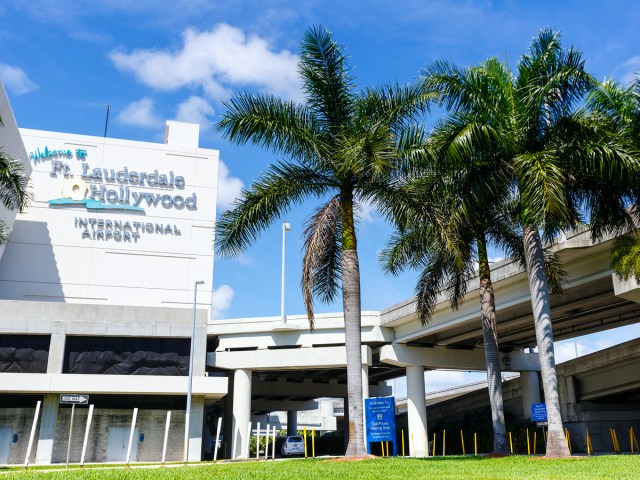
[207,226,640,458]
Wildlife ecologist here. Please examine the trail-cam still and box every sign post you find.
[365,397,397,456]
[60,394,89,467]
[531,403,548,450]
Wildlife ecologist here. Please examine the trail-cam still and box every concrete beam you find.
[253,399,318,412]
[379,344,540,372]
[0,373,228,398]
[252,379,391,398]
[209,346,372,370]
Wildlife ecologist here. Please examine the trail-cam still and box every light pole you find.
[184,280,204,463]
[281,222,291,324]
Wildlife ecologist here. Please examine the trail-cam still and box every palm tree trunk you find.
[477,234,508,454]
[523,225,570,457]
[341,189,366,457]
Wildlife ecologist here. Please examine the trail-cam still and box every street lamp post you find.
[281,222,291,324]
[184,280,205,463]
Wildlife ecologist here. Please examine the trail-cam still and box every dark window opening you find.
[0,335,50,373]
[63,336,190,376]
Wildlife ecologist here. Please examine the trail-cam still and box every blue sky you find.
[2,0,640,390]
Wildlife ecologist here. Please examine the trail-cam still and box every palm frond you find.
[611,232,640,283]
[217,94,321,165]
[0,150,31,212]
[215,163,331,257]
[299,25,355,132]
[301,196,343,329]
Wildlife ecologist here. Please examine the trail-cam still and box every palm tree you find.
[215,26,431,457]
[419,30,639,457]
[591,79,640,280]
[381,124,564,453]
[0,114,30,245]
[382,164,514,454]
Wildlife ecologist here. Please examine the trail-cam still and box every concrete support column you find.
[286,411,297,437]
[187,396,204,462]
[406,365,428,457]
[231,369,252,459]
[223,374,234,459]
[520,370,541,419]
[362,365,369,442]
[47,333,66,373]
[35,394,58,464]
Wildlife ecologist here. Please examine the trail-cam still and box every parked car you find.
[281,435,305,456]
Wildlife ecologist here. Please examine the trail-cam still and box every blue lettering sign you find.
[365,397,397,456]
[531,403,547,422]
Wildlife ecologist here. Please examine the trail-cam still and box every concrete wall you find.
[51,407,188,463]
[0,406,195,464]
[0,407,39,465]
[0,126,217,312]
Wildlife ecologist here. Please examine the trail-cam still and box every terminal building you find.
[1,82,639,464]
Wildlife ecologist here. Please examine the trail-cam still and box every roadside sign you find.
[60,394,89,405]
[365,397,398,456]
[531,403,547,422]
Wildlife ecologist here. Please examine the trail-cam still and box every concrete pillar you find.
[362,365,369,442]
[286,411,297,437]
[187,396,204,461]
[223,374,234,459]
[231,369,252,459]
[520,370,541,419]
[362,365,370,401]
[47,333,66,373]
[35,394,58,464]
[406,365,428,457]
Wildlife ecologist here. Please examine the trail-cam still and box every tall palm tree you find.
[215,26,431,457]
[381,163,515,454]
[381,130,562,453]
[420,30,639,457]
[0,114,30,244]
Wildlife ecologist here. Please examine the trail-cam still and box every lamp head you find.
[195,280,205,286]
[283,222,291,231]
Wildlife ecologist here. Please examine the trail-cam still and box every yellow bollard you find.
[631,426,640,453]
[312,429,315,458]
[610,428,620,452]
[508,432,513,454]
[460,430,465,455]
[564,428,572,454]
[401,429,405,457]
[533,431,537,455]
[304,427,307,458]
[432,432,436,457]
[630,427,634,454]
[442,430,446,457]
[586,427,591,456]
[474,432,477,456]
[526,429,530,456]
[386,441,390,457]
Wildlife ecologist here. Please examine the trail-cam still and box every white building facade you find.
[0,82,227,465]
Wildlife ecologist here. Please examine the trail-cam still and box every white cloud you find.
[176,96,215,127]
[0,63,38,94]
[109,23,300,102]
[211,284,234,319]
[116,97,162,128]
[619,56,640,85]
[216,160,243,211]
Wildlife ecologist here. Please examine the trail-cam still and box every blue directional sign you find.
[365,397,397,455]
[531,403,547,422]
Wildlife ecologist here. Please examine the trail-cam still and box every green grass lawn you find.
[1,456,638,479]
